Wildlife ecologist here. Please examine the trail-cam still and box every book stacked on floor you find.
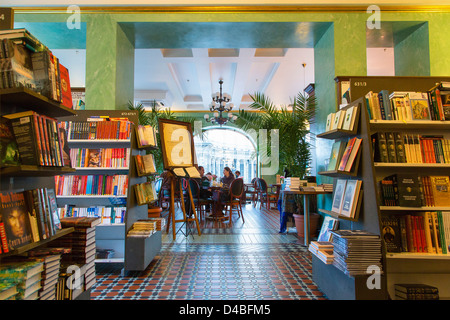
[330,230,383,277]
[56,262,92,300]
[27,248,65,300]
[127,220,158,238]
[0,188,62,254]
[49,217,100,297]
[379,174,450,207]
[381,211,450,254]
[308,241,334,264]
[0,258,44,300]
[395,283,439,300]
[364,82,450,121]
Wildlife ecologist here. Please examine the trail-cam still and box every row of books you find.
[331,179,363,219]
[331,229,383,277]
[134,182,158,206]
[379,174,450,207]
[382,211,450,254]
[65,119,132,141]
[54,174,129,197]
[69,147,131,169]
[57,205,126,225]
[325,104,359,132]
[0,188,62,254]
[135,153,157,176]
[136,125,157,148]
[374,132,450,164]
[364,81,450,121]
[1,111,70,168]
[394,283,439,300]
[0,29,72,109]
[327,137,362,172]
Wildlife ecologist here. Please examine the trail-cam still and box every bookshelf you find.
[315,76,450,300]
[56,110,161,273]
[0,86,79,300]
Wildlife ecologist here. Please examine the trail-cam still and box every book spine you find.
[386,132,397,163]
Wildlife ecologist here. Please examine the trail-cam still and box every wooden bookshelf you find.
[0,165,76,177]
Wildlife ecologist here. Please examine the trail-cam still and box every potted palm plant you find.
[235,91,319,238]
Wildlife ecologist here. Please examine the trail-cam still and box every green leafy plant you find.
[235,91,316,179]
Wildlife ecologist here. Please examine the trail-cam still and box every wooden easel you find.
[167,173,202,240]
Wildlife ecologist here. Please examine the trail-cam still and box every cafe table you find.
[206,185,228,220]
[280,189,332,246]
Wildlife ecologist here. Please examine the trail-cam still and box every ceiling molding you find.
[11,5,450,14]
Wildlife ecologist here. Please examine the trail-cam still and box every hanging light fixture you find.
[204,79,237,126]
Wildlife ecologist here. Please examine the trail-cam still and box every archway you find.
[194,125,258,183]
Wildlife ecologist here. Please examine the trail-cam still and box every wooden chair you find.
[222,178,245,224]
[244,178,259,207]
[256,178,278,209]
[188,179,212,221]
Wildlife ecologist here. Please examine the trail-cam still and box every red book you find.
[338,137,357,171]
[59,63,72,109]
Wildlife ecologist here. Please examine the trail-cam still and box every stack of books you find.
[0,259,44,300]
[394,283,439,300]
[28,248,67,300]
[147,217,166,231]
[322,184,334,192]
[284,177,302,191]
[49,217,100,298]
[0,282,17,300]
[127,220,158,238]
[330,230,382,277]
[308,241,334,264]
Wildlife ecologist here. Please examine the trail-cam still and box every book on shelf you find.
[58,63,72,109]
[382,211,450,254]
[317,216,339,242]
[3,111,68,167]
[0,191,33,252]
[134,182,157,206]
[380,174,449,208]
[327,140,346,171]
[0,117,20,168]
[0,282,17,300]
[135,153,156,176]
[340,180,362,219]
[54,174,129,197]
[70,147,130,169]
[338,137,362,172]
[58,205,126,225]
[66,119,132,140]
[395,284,439,300]
[341,105,359,131]
[325,112,335,132]
[331,179,347,214]
[136,125,157,148]
[330,109,346,130]
[127,219,158,238]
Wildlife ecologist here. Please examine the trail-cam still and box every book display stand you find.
[313,76,450,300]
[158,118,201,240]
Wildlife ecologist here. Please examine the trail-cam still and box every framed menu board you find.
[158,118,195,170]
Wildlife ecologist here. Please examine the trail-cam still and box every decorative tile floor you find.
[91,204,328,300]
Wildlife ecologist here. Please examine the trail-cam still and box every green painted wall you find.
[14,9,450,193]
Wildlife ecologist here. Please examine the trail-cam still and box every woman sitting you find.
[220,167,235,188]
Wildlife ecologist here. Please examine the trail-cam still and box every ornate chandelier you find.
[204,79,237,126]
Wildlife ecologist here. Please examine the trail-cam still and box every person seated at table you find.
[221,167,235,188]
[198,166,212,211]
[235,170,241,178]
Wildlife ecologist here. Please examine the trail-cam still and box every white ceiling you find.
[133,48,315,111]
[54,46,394,111]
